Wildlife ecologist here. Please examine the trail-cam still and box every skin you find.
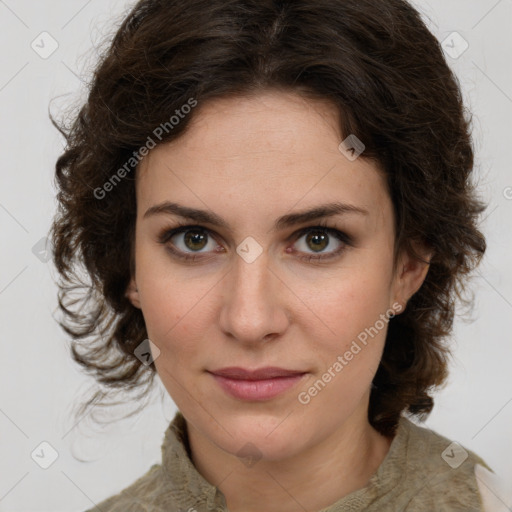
[126,90,432,512]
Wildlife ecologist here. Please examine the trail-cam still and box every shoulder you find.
[82,463,177,512]
[474,463,512,512]
[394,418,490,511]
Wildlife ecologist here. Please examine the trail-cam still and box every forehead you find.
[136,91,391,230]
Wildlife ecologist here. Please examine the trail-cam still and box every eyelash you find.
[157,220,353,263]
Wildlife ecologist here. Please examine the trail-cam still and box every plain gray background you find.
[0,0,511,510]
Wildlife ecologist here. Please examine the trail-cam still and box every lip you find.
[208,367,308,401]
[209,366,307,380]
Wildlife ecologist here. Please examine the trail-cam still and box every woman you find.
[51,0,502,510]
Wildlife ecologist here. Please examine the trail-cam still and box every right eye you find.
[157,224,222,260]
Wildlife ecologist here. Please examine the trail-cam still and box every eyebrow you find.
[143,201,369,231]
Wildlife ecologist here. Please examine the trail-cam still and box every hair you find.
[51,0,487,437]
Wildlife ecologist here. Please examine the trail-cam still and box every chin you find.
[208,413,310,462]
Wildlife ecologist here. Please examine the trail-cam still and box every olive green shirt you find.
[85,411,490,511]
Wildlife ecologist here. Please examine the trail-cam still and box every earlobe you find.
[125,278,141,309]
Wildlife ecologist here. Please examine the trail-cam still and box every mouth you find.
[207,367,308,401]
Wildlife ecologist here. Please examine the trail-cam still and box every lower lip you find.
[210,373,307,401]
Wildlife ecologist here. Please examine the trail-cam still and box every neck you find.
[186,406,393,512]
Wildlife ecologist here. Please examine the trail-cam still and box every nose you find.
[218,248,290,347]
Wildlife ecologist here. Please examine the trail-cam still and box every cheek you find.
[301,264,394,349]
[135,246,203,355]
[138,266,206,401]
[296,273,393,415]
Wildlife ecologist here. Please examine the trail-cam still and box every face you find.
[126,90,430,461]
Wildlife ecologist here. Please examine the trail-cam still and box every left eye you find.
[158,224,352,262]
[292,227,348,260]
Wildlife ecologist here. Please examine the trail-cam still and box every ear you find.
[391,239,433,314]
[125,277,141,309]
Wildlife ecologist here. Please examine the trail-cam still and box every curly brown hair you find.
[51,0,487,437]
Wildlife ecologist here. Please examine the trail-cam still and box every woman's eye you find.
[159,226,219,261]
[158,224,351,262]
[292,227,349,261]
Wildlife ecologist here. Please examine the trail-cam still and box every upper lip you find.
[208,367,307,380]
